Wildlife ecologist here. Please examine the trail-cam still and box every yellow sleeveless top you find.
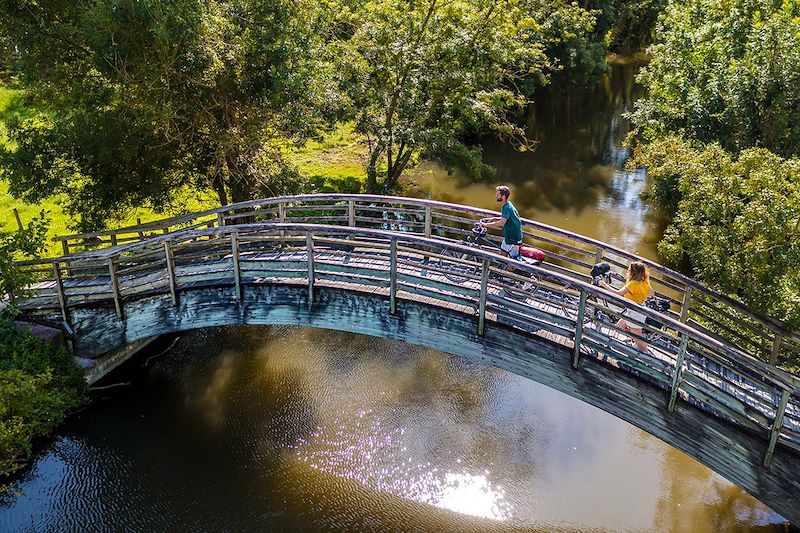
[623,280,650,305]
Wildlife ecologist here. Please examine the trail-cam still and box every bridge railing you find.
[15,222,800,465]
[42,194,800,368]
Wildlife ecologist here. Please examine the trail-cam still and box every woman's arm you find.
[600,280,630,297]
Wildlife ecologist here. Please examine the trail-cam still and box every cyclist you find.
[479,185,523,260]
[597,261,655,353]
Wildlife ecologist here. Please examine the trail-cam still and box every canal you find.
[0,63,791,532]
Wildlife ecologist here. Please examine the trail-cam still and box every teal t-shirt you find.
[501,201,523,244]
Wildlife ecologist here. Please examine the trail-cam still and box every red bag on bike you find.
[519,245,546,261]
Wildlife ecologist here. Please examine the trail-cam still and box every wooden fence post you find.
[52,261,68,325]
[108,258,123,320]
[13,208,23,231]
[769,335,783,366]
[424,206,432,237]
[231,232,242,301]
[478,258,489,336]
[668,332,689,411]
[572,290,587,369]
[348,200,355,227]
[680,286,692,323]
[389,238,398,314]
[164,241,178,306]
[306,233,314,309]
[764,389,790,468]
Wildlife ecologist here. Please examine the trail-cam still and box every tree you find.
[635,137,800,327]
[0,1,333,230]
[331,0,552,192]
[630,0,800,158]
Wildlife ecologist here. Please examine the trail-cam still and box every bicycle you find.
[436,219,545,286]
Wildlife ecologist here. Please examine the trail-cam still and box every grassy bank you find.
[0,86,369,255]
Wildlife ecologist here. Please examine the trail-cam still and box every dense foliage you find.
[632,0,800,157]
[0,211,48,306]
[0,316,86,492]
[332,0,549,191]
[631,0,800,332]
[1,216,84,491]
[635,137,800,327]
[0,0,334,230]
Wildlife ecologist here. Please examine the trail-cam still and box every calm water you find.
[405,63,663,260]
[0,63,792,531]
[0,327,788,532]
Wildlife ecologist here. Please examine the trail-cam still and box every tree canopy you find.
[631,0,800,329]
[0,0,333,230]
[631,0,800,157]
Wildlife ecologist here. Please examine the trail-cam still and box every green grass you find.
[285,122,368,193]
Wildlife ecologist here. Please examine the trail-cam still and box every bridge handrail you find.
[28,221,800,394]
[16,221,800,464]
[34,194,800,364]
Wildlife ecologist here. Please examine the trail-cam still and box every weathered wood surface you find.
[43,193,800,365]
[29,283,800,523]
[14,222,800,521]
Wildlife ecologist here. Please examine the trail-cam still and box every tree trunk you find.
[212,173,229,207]
[366,142,384,193]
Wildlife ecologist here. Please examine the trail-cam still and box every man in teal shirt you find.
[480,185,523,258]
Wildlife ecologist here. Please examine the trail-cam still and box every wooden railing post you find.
[389,238,397,314]
[164,241,178,306]
[572,289,587,369]
[52,261,68,325]
[348,200,355,227]
[279,204,286,241]
[594,247,603,264]
[769,335,783,365]
[216,211,224,228]
[110,234,117,246]
[107,258,123,320]
[680,286,692,323]
[231,231,242,301]
[763,389,790,468]
[478,258,489,336]
[61,240,70,256]
[306,233,314,309]
[424,206,432,237]
[668,332,689,411]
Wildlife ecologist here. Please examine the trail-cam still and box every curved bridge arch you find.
[14,216,800,522]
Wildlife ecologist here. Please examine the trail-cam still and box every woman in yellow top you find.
[598,261,655,352]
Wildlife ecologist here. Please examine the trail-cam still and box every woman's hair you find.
[627,261,649,283]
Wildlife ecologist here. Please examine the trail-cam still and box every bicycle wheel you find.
[437,247,479,283]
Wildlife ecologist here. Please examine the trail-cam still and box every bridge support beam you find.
[668,333,689,412]
[478,259,488,336]
[306,233,315,309]
[107,258,123,320]
[572,290,587,369]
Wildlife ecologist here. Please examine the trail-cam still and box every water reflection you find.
[404,62,666,260]
[1,326,786,532]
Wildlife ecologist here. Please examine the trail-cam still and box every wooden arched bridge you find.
[10,194,800,523]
